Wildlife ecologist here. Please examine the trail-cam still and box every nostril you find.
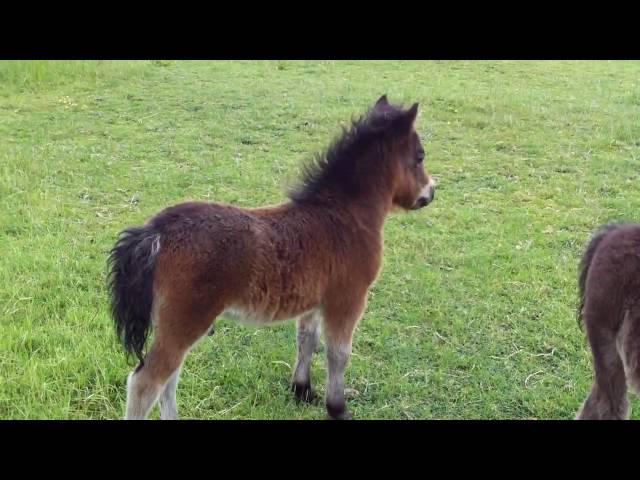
[412,194,433,210]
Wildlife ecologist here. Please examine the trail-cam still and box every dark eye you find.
[417,151,425,164]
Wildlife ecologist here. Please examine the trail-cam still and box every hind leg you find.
[125,341,185,420]
[159,367,182,420]
[577,322,629,420]
[291,311,321,403]
[125,301,220,420]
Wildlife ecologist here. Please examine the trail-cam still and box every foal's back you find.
[150,200,382,323]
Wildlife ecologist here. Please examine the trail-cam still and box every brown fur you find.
[109,95,436,419]
[576,224,640,420]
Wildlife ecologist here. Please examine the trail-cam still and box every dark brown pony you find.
[108,95,436,420]
[576,223,640,420]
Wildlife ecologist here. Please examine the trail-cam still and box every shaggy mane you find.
[288,102,409,203]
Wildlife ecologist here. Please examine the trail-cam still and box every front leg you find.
[291,311,321,403]
[325,336,353,420]
[322,294,366,420]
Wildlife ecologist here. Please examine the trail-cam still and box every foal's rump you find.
[578,224,640,330]
[108,202,256,359]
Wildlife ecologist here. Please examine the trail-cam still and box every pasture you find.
[1,60,639,419]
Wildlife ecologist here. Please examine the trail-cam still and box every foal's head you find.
[289,95,435,211]
[372,95,436,210]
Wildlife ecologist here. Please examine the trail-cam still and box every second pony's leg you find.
[577,307,629,420]
[618,306,640,403]
[291,311,321,403]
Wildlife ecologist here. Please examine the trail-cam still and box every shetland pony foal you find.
[576,224,640,420]
[108,95,436,420]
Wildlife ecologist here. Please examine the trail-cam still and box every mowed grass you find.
[1,60,639,419]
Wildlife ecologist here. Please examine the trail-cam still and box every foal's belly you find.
[223,304,319,326]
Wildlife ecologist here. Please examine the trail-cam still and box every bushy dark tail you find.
[107,225,161,367]
[578,224,620,327]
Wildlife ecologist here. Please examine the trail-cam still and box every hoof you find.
[292,382,318,404]
[326,402,353,420]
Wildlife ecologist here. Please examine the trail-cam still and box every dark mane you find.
[288,102,409,203]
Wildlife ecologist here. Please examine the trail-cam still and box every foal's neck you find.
[345,193,392,234]
[308,183,392,237]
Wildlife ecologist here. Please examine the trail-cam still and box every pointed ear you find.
[406,102,419,123]
[375,95,389,108]
[393,102,419,133]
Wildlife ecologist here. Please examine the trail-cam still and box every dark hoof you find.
[292,382,318,404]
[326,402,353,420]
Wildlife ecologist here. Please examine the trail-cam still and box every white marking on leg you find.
[326,340,352,410]
[160,367,182,420]
[125,370,162,420]
[292,311,321,386]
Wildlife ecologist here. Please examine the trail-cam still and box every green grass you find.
[1,60,639,419]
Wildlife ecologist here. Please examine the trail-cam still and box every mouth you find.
[411,197,431,210]
[412,182,436,210]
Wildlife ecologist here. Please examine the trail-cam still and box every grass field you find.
[1,60,639,419]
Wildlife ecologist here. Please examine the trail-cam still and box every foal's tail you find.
[107,225,161,367]
[577,224,620,327]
